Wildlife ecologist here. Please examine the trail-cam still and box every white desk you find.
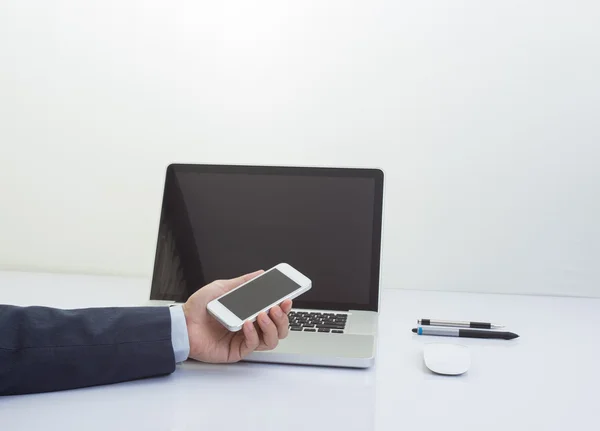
[1,271,599,430]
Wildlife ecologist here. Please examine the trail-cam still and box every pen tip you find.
[411,328,417,333]
[507,332,519,340]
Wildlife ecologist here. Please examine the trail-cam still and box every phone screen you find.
[219,269,301,320]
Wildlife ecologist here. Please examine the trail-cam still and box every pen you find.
[417,319,504,329]
[412,327,519,340]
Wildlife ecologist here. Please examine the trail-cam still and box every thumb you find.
[220,270,264,293]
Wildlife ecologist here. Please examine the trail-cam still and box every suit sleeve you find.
[0,305,176,395]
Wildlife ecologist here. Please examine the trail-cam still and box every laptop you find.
[148,164,384,368]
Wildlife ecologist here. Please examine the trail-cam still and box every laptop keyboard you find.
[288,311,347,333]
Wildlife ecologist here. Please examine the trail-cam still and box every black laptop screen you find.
[150,165,383,311]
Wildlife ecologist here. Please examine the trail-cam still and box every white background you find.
[1,1,599,297]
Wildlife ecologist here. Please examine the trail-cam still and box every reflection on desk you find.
[1,361,376,431]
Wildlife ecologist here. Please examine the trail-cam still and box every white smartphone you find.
[207,263,312,332]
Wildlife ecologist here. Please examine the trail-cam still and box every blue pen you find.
[412,327,519,340]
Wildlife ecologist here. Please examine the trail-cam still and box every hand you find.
[181,271,293,363]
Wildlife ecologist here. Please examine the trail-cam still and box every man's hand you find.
[181,271,293,363]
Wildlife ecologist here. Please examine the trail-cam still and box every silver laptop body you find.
[148,164,384,368]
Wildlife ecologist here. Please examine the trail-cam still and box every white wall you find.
[1,0,599,297]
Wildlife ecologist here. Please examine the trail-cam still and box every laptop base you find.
[245,332,376,368]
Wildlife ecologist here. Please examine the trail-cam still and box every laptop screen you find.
[150,165,383,311]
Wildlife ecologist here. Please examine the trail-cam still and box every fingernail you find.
[272,307,283,318]
[261,314,271,324]
[247,322,255,332]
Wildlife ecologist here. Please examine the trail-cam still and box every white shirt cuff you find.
[169,305,190,363]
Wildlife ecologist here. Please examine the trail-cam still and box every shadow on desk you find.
[0,361,377,431]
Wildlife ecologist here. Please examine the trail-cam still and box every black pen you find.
[412,327,519,340]
[417,319,504,329]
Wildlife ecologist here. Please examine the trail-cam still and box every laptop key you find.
[304,328,316,332]
[290,327,303,331]
[318,328,330,333]
[332,330,344,334]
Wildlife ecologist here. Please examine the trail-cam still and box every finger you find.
[269,306,289,340]
[239,320,260,358]
[280,299,293,315]
[256,311,279,350]
[220,270,265,294]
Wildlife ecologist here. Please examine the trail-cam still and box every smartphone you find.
[207,263,312,331]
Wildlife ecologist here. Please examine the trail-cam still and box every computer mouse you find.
[423,343,471,376]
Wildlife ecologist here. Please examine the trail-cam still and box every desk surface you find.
[1,271,599,430]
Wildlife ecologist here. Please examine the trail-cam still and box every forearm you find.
[0,305,176,395]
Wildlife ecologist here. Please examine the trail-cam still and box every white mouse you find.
[423,343,471,375]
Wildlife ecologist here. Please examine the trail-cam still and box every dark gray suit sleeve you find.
[0,305,176,395]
